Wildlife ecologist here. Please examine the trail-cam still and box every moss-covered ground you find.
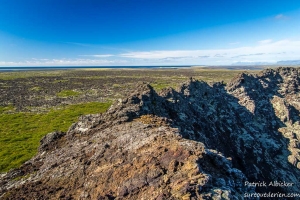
[0,102,111,172]
[56,89,81,97]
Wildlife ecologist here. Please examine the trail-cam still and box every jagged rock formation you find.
[1,67,299,199]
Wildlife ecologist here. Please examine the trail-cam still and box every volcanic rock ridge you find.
[1,67,300,199]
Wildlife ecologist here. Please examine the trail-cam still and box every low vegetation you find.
[0,102,111,172]
[56,90,81,97]
[150,82,177,91]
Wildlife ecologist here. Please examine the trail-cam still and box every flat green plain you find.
[0,102,111,172]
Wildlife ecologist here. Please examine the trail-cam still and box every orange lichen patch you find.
[135,114,168,126]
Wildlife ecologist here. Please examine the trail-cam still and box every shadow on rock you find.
[101,68,300,195]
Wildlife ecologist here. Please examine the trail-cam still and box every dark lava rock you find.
[39,131,66,152]
[1,67,300,199]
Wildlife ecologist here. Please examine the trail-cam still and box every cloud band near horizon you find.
[1,39,300,66]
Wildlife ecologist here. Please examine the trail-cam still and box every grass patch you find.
[0,105,15,113]
[52,79,69,83]
[150,82,177,91]
[57,90,81,97]
[13,173,31,181]
[0,102,111,172]
[29,86,42,91]
[0,70,69,80]
[112,83,121,88]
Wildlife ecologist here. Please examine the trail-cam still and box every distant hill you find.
[231,60,300,67]
[276,60,300,65]
[231,61,273,66]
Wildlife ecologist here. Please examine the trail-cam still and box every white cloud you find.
[118,39,300,64]
[1,39,300,66]
[120,51,201,59]
[275,14,288,20]
[258,39,272,44]
[0,58,129,66]
[79,54,114,58]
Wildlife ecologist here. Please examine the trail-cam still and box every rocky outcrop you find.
[1,67,299,199]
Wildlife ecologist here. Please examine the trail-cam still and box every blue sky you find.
[1,0,300,66]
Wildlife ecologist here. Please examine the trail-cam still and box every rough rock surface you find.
[0,67,299,199]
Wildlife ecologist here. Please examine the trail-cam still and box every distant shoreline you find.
[0,65,298,72]
[0,66,192,72]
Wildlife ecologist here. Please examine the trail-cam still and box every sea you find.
[0,66,193,72]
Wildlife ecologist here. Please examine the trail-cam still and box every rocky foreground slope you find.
[1,67,299,199]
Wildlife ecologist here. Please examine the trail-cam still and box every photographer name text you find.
[245,181,294,187]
